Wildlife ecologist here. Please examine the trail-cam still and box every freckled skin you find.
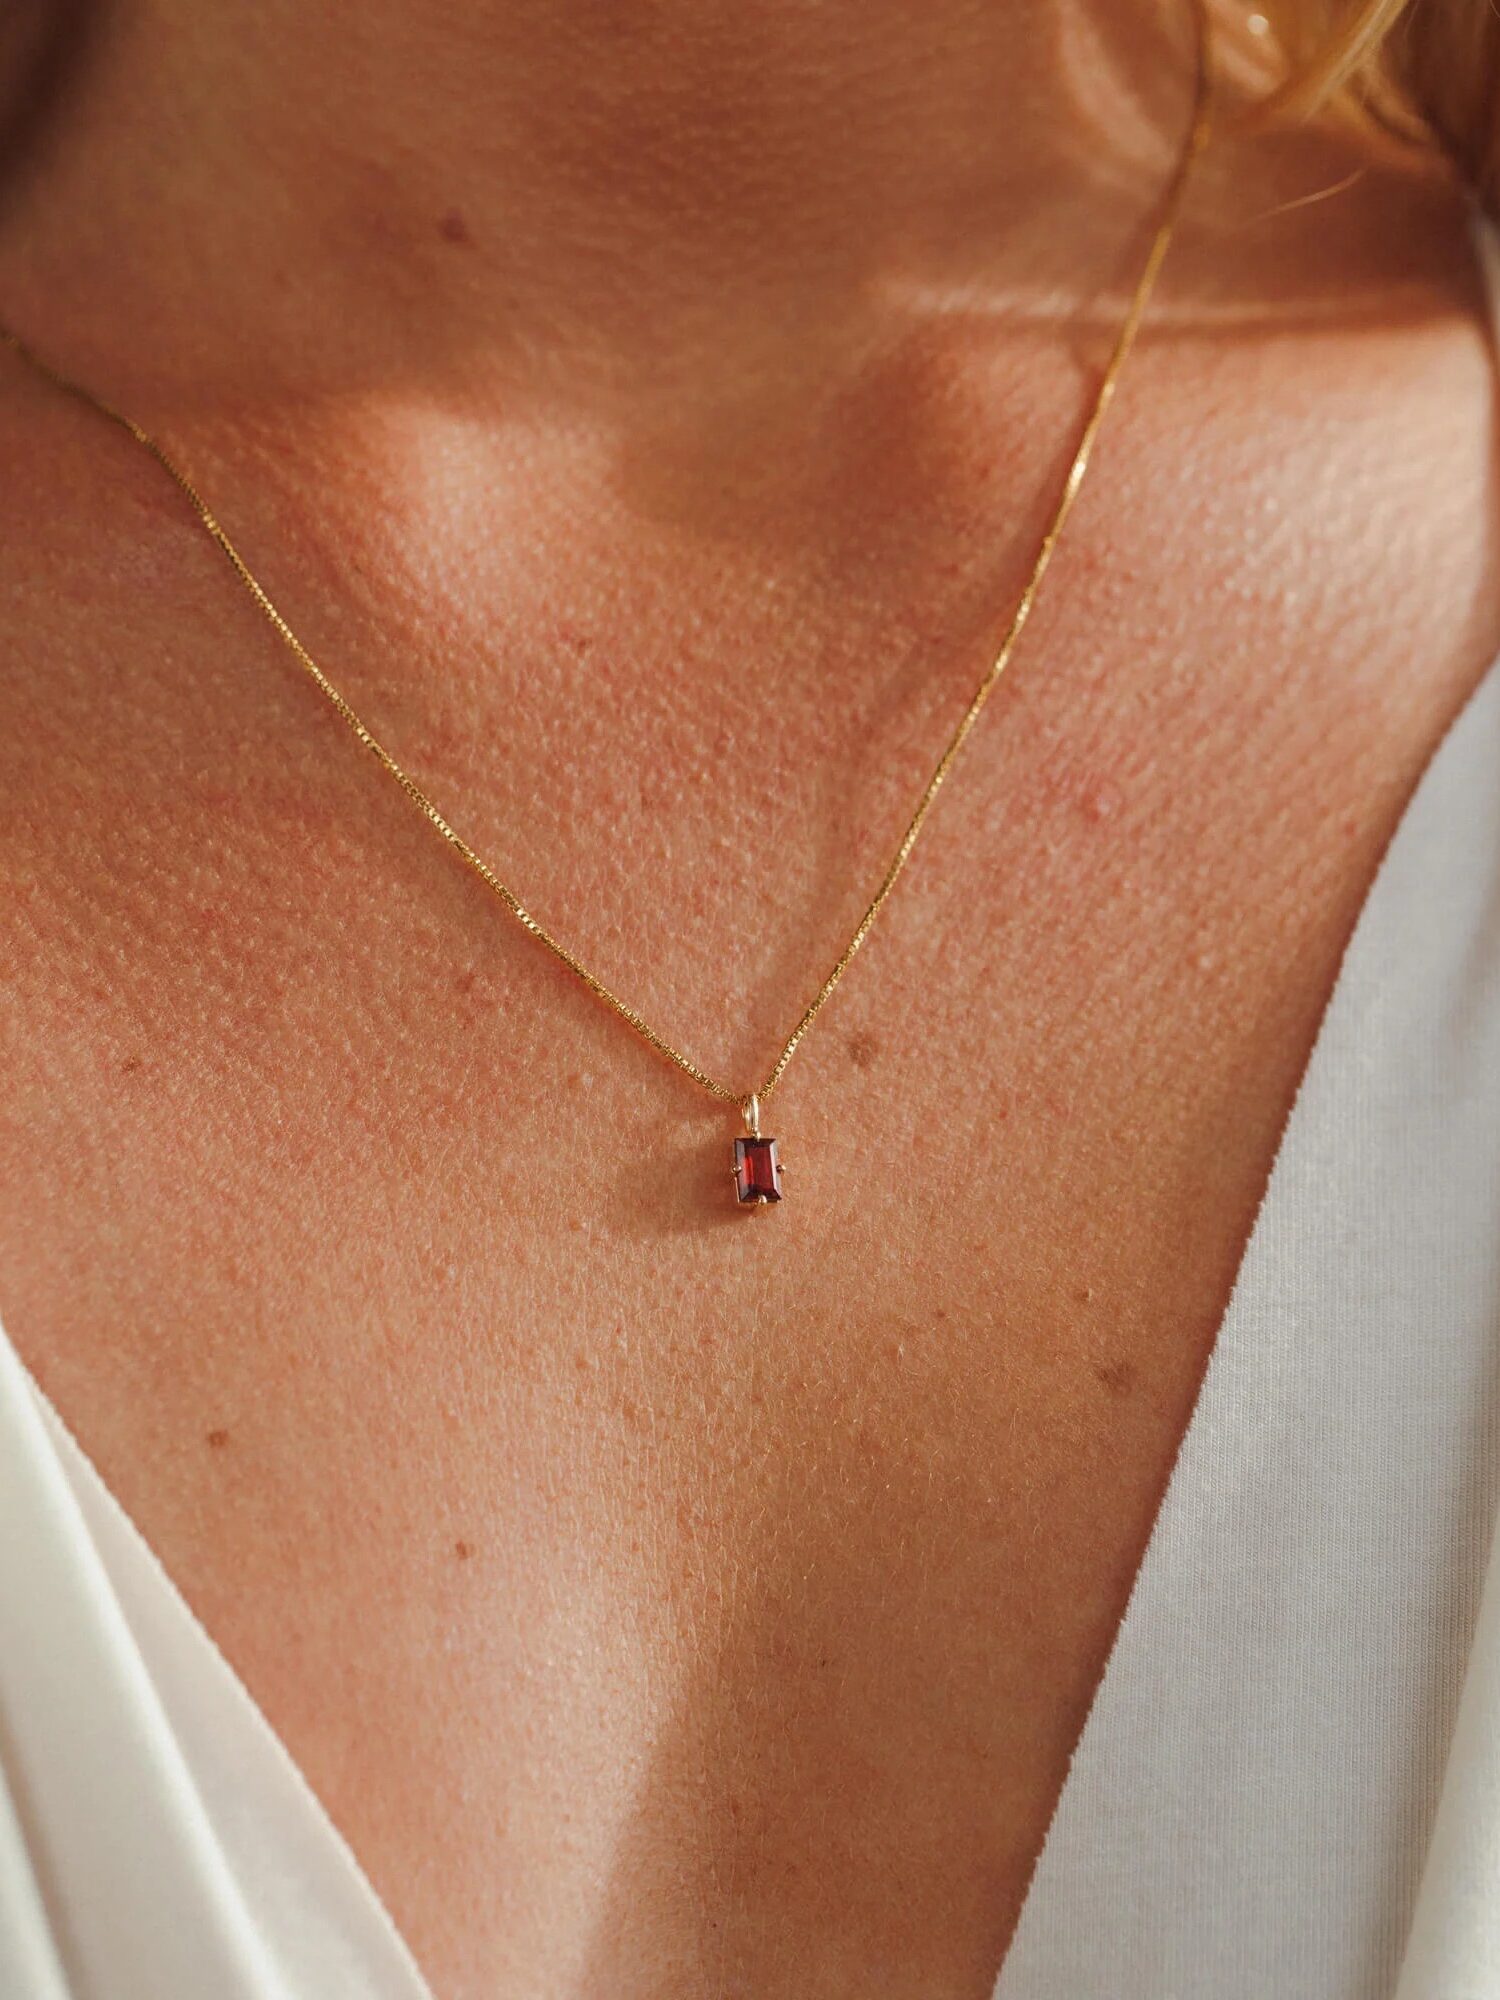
[0,14,1498,1999]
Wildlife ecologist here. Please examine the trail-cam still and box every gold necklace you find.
[1,24,1211,1210]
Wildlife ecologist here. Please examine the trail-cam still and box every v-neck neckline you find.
[6,647,1500,2000]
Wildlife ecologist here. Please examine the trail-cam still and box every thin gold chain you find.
[0,22,1210,1121]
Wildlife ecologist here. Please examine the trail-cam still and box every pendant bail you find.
[742,1092,761,1139]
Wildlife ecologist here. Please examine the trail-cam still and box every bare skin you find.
[1,2,1497,1995]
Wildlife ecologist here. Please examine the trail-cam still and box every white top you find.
[4,231,1500,2000]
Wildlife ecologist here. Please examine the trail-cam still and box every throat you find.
[0,0,1205,411]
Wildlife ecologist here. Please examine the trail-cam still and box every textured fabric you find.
[3,230,1500,2000]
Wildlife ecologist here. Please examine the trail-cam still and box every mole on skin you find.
[1094,1360,1138,1398]
[206,1428,230,1450]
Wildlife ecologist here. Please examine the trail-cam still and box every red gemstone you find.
[733,1134,783,1204]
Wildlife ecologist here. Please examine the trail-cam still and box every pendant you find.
[732,1094,783,1207]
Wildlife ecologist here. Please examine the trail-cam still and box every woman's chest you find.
[2,630,1483,1999]
[4,305,1498,1990]
[5,1040,1265,1999]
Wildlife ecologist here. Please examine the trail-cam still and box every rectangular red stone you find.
[733,1134,782,1204]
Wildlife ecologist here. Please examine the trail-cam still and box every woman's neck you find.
[0,0,1203,413]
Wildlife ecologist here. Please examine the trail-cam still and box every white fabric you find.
[3,230,1500,2000]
